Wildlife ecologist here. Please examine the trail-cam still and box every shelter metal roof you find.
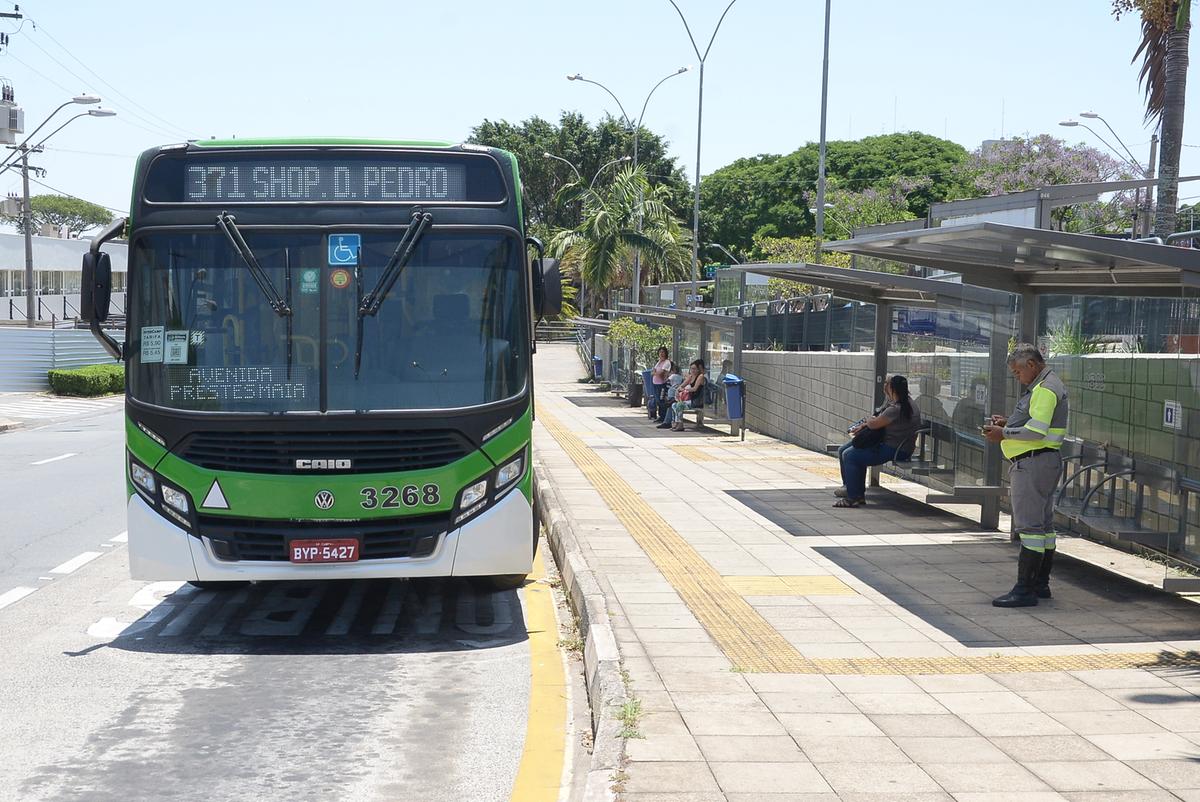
[825,222,1200,296]
[723,262,1011,310]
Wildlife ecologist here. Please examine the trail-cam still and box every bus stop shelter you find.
[826,222,1200,583]
[724,262,1015,528]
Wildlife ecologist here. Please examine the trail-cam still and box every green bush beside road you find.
[48,364,124,396]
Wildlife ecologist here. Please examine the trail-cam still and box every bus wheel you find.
[188,580,249,590]
[478,574,528,592]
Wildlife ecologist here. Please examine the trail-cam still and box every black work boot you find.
[992,547,1042,608]
[1034,548,1055,599]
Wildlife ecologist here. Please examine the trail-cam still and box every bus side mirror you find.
[539,258,562,319]
[81,251,112,323]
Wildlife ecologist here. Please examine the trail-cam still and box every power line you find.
[31,22,194,139]
[18,31,185,141]
[26,175,127,215]
[3,46,181,142]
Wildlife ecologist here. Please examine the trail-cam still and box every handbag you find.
[677,387,692,402]
[851,425,886,449]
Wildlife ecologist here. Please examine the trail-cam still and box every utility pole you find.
[1143,132,1159,238]
[20,145,31,326]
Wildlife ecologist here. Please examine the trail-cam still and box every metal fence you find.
[0,327,121,391]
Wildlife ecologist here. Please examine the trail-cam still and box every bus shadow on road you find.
[90,577,530,656]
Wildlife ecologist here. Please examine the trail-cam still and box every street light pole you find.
[815,0,832,264]
[569,67,689,306]
[1060,114,1154,237]
[667,0,738,308]
[12,100,113,327]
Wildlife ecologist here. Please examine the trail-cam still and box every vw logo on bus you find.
[314,490,336,510]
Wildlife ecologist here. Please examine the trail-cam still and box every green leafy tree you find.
[547,165,691,314]
[699,132,971,254]
[469,112,691,234]
[1112,0,1191,236]
[7,194,113,236]
[749,234,851,298]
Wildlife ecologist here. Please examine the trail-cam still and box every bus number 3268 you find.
[360,484,440,509]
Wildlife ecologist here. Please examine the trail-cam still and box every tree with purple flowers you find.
[955,135,1138,233]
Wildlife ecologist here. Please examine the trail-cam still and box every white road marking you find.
[200,587,252,637]
[49,551,103,575]
[0,586,36,610]
[160,591,218,637]
[371,582,406,635]
[110,531,128,543]
[37,576,54,581]
[129,581,185,611]
[456,592,513,635]
[327,581,367,636]
[31,452,77,466]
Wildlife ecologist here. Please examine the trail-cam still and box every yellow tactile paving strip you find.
[726,575,858,596]
[806,651,1200,676]
[669,445,717,462]
[541,410,817,673]
[541,408,1200,675]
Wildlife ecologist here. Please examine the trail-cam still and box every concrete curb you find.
[535,464,626,802]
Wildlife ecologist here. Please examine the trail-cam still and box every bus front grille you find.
[176,429,472,474]
[197,513,447,562]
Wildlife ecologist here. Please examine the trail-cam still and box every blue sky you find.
[0,0,1194,218]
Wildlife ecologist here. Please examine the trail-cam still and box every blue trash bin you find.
[592,356,603,379]
[641,369,656,416]
[722,373,745,420]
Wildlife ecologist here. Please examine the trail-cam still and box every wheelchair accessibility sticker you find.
[329,234,361,266]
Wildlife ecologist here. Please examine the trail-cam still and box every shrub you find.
[48,363,124,396]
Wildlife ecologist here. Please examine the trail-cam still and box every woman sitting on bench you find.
[668,359,707,432]
[834,374,921,508]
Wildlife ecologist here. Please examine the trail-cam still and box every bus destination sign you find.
[183,159,469,203]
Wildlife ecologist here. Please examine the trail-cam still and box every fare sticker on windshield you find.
[300,269,319,295]
[164,330,189,365]
[140,326,164,363]
[330,269,352,290]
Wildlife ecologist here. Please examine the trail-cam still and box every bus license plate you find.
[289,538,359,563]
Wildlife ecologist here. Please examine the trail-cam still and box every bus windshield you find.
[128,230,528,413]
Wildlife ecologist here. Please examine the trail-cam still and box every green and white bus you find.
[82,139,560,589]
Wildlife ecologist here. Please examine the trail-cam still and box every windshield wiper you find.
[358,210,432,318]
[216,211,292,317]
[354,252,364,378]
[284,247,294,380]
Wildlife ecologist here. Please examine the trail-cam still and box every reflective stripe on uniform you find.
[1018,532,1048,553]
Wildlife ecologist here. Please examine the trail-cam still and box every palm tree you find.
[548,165,691,314]
[1115,0,1192,237]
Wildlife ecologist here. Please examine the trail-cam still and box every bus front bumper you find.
[126,490,534,582]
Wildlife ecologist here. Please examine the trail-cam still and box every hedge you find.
[48,364,125,397]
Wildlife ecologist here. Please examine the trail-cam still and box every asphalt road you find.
[0,410,580,801]
[0,408,126,591]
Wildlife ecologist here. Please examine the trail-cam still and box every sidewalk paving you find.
[532,343,1200,802]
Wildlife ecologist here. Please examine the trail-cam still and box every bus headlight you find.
[454,477,490,525]
[130,459,157,495]
[460,479,488,509]
[161,484,190,515]
[496,455,523,489]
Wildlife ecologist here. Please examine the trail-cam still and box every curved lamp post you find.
[666,0,739,306]
[10,95,112,326]
[1060,116,1156,237]
[568,67,690,305]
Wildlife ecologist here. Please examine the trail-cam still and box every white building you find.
[0,232,128,322]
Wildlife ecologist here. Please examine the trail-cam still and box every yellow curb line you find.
[509,549,569,802]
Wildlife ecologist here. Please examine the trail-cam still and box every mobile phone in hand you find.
[848,418,866,433]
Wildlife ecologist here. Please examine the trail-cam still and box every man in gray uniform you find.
[982,344,1069,608]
